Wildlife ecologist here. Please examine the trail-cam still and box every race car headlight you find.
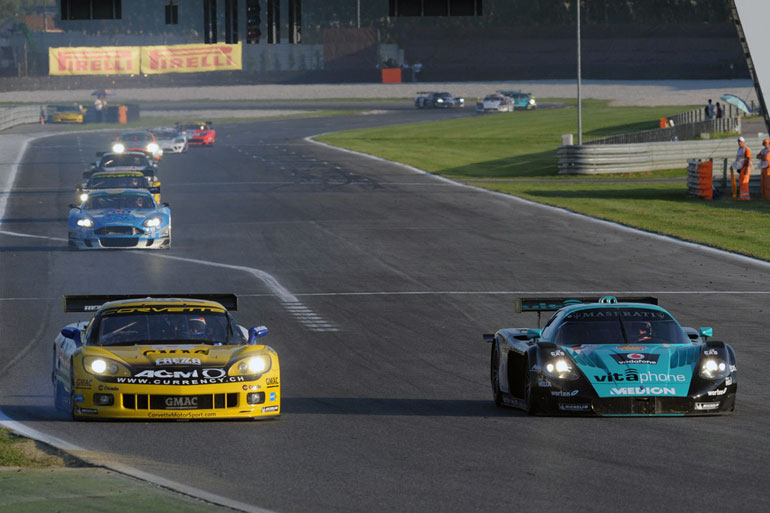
[529,98,536,105]
[83,356,131,377]
[231,355,272,377]
[147,143,159,153]
[79,193,89,203]
[112,143,125,153]
[76,218,94,228]
[436,98,444,103]
[143,216,162,227]
[699,358,730,380]
[543,358,580,380]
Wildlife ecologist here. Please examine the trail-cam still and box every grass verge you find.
[0,428,233,512]
[316,99,770,260]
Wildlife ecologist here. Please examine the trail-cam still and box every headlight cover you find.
[699,358,730,380]
[143,216,162,227]
[76,217,94,228]
[230,355,272,377]
[147,143,159,153]
[79,192,89,203]
[83,356,131,377]
[543,357,580,380]
[112,143,125,153]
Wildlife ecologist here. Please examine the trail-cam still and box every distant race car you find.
[86,151,158,182]
[498,90,537,110]
[52,294,281,420]
[151,127,188,154]
[486,296,737,416]
[50,105,85,123]
[112,130,163,160]
[476,93,514,112]
[68,189,171,250]
[414,91,464,109]
[177,121,216,146]
[76,170,161,205]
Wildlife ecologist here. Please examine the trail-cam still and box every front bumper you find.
[69,226,170,250]
[72,378,281,420]
[533,381,737,416]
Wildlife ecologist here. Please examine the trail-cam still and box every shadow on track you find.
[283,397,524,417]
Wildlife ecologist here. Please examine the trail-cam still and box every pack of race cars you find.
[68,123,215,251]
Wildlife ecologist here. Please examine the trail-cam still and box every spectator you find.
[705,99,715,120]
[716,102,723,119]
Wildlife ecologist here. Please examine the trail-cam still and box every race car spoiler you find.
[515,296,658,313]
[63,294,238,312]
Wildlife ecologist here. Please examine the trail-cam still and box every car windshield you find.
[553,308,690,345]
[100,154,150,168]
[58,106,80,112]
[153,129,176,138]
[84,193,154,210]
[88,175,147,189]
[93,310,233,346]
[181,124,206,131]
[120,132,152,143]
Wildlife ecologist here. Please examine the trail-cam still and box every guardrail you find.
[0,106,43,132]
[558,137,763,174]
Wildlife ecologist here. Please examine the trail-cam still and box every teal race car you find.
[485,296,736,416]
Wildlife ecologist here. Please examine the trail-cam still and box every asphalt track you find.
[1,105,770,513]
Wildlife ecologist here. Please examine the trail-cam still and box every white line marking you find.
[0,410,276,513]
[0,230,67,242]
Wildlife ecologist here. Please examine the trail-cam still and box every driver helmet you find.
[188,316,207,337]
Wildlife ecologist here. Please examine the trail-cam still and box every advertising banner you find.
[141,43,242,74]
[49,46,140,75]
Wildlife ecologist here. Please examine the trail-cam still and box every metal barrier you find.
[588,113,740,146]
[0,106,44,132]
[558,137,762,174]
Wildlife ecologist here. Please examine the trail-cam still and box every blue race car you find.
[68,189,171,250]
[485,296,736,416]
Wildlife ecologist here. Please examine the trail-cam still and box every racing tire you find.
[490,342,504,407]
[54,373,75,420]
[522,358,538,415]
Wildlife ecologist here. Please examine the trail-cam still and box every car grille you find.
[95,226,143,236]
[591,397,693,415]
[122,393,239,410]
[99,237,140,248]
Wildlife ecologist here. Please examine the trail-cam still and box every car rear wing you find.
[515,296,658,326]
[63,294,238,312]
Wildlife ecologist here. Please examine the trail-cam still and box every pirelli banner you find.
[49,46,141,75]
[141,43,242,74]
[49,43,242,76]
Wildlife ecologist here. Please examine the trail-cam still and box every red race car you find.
[177,121,216,146]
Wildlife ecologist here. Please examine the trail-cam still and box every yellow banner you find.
[49,46,140,76]
[141,43,242,74]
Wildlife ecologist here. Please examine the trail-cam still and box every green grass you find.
[0,429,34,467]
[317,99,693,178]
[316,99,770,261]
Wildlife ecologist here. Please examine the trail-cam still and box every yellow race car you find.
[53,294,280,420]
[50,105,86,123]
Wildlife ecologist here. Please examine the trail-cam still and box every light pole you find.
[577,0,582,145]
[357,0,360,28]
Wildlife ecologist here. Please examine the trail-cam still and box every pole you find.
[577,0,582,145]
[357,0,361,28]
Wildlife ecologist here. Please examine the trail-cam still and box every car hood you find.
[564,344,700,397]
[86,344,265,366]
[87,209,154,225]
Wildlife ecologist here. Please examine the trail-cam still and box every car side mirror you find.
[68,204,80,209]
[699,327,713,340]
[61,327,82,346]
[526,329,542,340]
[248,326,269,344]
[160,202,169,207]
